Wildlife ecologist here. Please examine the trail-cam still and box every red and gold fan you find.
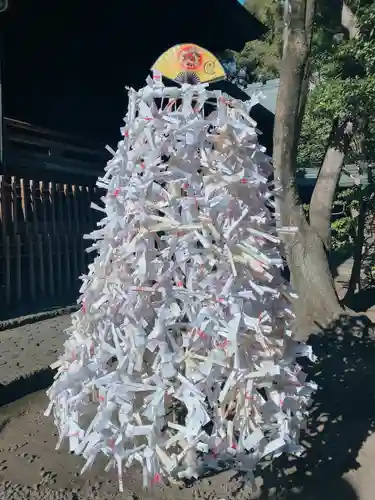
[151,43,226,85]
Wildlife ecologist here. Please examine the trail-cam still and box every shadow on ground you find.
[343,287,375,313]
[255,314,374,499]
[0,368,55,408]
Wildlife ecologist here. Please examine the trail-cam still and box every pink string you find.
[216,339,230,349]
[197,329,207,339]
[152,473,161,484]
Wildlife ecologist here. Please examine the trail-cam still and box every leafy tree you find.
[258,0,375,338]
[225,0,375,334]
[299,0,375,300]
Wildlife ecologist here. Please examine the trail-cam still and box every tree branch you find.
[294,0,315,154]
[341,1,359,39]
[309,120,353,249]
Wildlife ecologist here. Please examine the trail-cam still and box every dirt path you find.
[0,315,71,388]
[0,391,251,500]
[1,390,375,499]
[1,298,375,499]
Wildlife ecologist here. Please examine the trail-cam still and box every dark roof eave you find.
[219,0,267,50]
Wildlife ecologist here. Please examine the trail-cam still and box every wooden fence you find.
[0,118,107,320]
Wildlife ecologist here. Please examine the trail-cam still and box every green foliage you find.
[232,0,375,167]
[298,76,375,170]
[330,183,375,288]
[331,187,359,252]
[232,0,375,269]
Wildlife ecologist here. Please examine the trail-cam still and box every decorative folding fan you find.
[151,43,226,85]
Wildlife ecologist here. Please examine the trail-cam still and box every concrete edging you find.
[0,308,76,406]
[0,305,78,332]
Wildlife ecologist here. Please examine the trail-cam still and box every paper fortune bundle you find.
[45,57,316,490]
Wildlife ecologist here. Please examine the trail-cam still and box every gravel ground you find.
[0,392,259,500]
[1,299,375,499]
[0,387,373,500]
[0,315,71,388]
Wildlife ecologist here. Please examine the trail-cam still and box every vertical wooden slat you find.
[79,235,86,276]
[47,233,54,296]
[30,179,38,235]
[0,175,3,225]
[86,185,94,230]
[72,184,80,233]
[20,178,29,230]
[64,183,72,234]
[11,176,18,235]
[55,234,63,296]
[38,234,45,297]
[1,177,12,307]
[71,185,80,285]
[49,181,57,235]
[78,185,86,229]
[40,180,48,235]
[15,234,22,301]
[56,183,64,229]
[77,185,86,275]
[0,176,4,306]
[29,236,36,301]
[64,234,71,291]
[1,176,11,238]
[4,235,11,306]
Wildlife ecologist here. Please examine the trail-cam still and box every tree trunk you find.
[287,223,343,339]
[273,0,344,340]
[278,191,342,340]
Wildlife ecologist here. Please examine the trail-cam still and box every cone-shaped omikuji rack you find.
[45,58,316,492]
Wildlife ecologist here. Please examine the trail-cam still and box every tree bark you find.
[273,0,344,340]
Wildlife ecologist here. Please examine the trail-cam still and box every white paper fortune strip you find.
[45,79,316,490]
